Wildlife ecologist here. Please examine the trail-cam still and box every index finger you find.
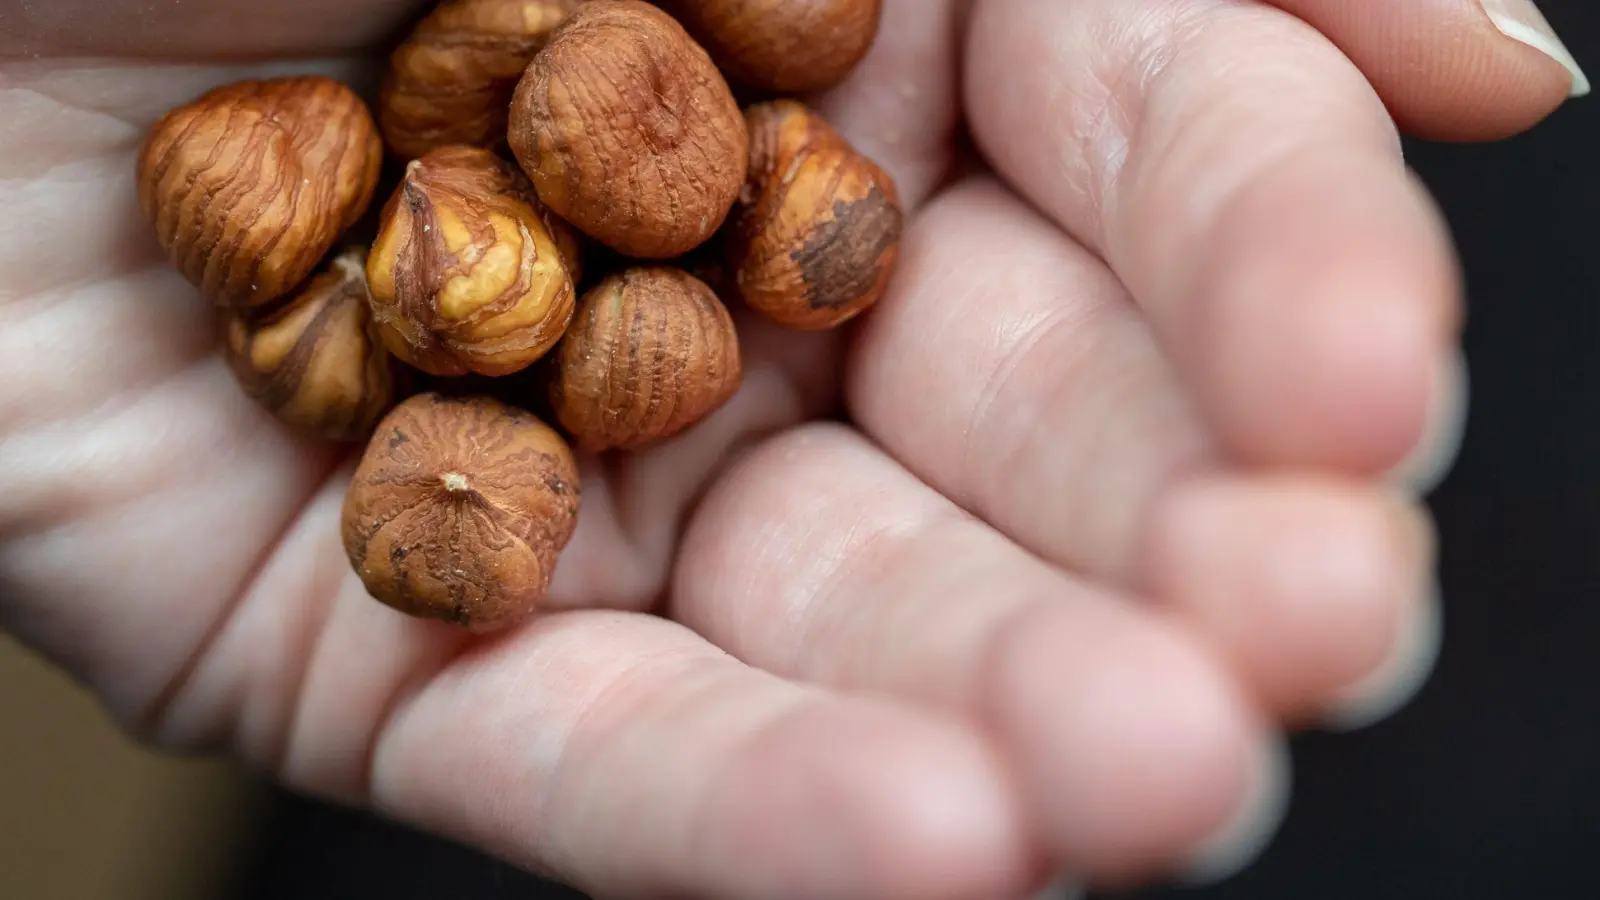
[966,0,1463,475]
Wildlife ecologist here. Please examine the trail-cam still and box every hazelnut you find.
[725,100,902,331]
[367,145,577,377]
[655,0,883,94]
[380,0,585,160]
[508,0,749,259]
[342,393,580,632]
[551,266,741,451]
[224,248,400,441]
[137,76,383,308]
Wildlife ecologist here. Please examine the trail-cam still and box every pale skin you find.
[0,0,1580,897]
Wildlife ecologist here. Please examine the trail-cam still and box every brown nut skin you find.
[224,248,400,441]
[551,267,741,452]
[380,0,585,160]
[137,77,383,309]
[653,0,882,94]
[508,0,749,259]
[726,100,902,331]
[342,393,580,633]
[367,146,578,377]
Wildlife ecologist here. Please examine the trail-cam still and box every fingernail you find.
[1386,350,1470,495]
[1480,0,1591,97]
[1176,738,1292,886]
[1324,581,1444,732]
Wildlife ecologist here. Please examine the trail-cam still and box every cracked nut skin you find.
[342,393,581,632]
[224,247,400,441]
[380,0,585,160]
[138,77,383,309]
[726,100,902,331]
[508,0,748,259]
[367,145,578,377]
[654,0,882,94]
[551,266,741,452]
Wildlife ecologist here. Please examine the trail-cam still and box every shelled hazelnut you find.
[223,248,400,441]
[724,99,902,331]
[508,0,749,258]
[137,77,383,309]
[367,145,578,377]
[381,0,586,160]
[550,266,742,451]
[342,393,580,632]
[654,0,882,94]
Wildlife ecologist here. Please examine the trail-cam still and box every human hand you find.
[0,1,1582,897]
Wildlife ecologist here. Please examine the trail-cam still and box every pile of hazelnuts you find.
[136,0,898,632]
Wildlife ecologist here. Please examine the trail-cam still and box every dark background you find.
[230,3,1600,898]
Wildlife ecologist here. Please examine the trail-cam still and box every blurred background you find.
[0,635,259,900]
[4,2,1598,899]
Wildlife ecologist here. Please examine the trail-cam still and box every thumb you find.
[1267,0,1587,141]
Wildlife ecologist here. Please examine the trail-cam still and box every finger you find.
[375,619,1035,900]
[847,178,1434,718]
[139,485,1034,900]
[1266,0,1586,140]
[1145,473,1439,724]
[966,0,1463,474]
[673,424,1279,884]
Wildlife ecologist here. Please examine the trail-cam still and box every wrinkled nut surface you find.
[655,0,882,94]
[727,100,902,331]
[225,248,399,441]
[551,267,741,451]
[367,145,577,377]
[138,77,383,308]
[508,0,748,258]
[342,393,580,632]
[381,0,585,160]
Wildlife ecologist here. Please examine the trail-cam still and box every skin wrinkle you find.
[269,564,395,783]
[2,80,148,142]
[538,642,762,884]
[803,511,971,685]
[1093,5,1400,302]
[0,166,161,304]
[138,429,344,740]
[706,450,942,674]
[1000,1,1188,257]
[226,502,351,773]
[958,298,1086,511]
[0,354,278,540]
[351,625,475,806]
